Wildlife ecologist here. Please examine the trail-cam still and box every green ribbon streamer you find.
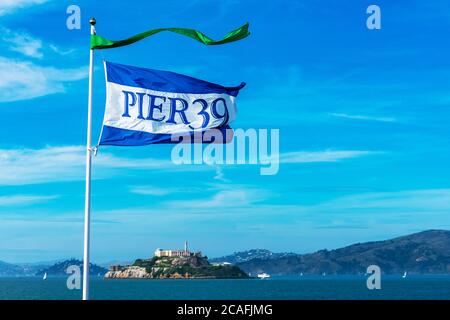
[91,23,250,50]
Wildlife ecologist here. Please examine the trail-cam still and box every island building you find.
[154,241,202,257]
[109,241,203,271]
[109,265,124,272]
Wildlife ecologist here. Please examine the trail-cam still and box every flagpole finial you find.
[90,17,96,26]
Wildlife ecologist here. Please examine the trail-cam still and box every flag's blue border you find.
[99,125,233,146]
[105,61,246,96]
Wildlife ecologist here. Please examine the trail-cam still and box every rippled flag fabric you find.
[98,61,245,146]
[91,23,250,50]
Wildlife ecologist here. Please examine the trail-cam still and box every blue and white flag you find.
[99,61,245,146]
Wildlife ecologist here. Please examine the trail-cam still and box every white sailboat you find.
[257,272,270,279]
[43,272,47,280]
[402,271,407,278]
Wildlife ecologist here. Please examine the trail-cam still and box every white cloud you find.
[0,56,87,102]
[1,28,43,58]
[330,113,396,123]
[0,146,184,186]
[0,0,48,16]
[48,44,75,56]
[0,195,57,206]
[0,146,85,185]
[0,27,75,59]
[317,189,450,212]
[130,186,182,196]
[0,146,380,186]
[213,166,228,182]
[167,187,270,209]
[26,188,450,225]
[280,150,379,163]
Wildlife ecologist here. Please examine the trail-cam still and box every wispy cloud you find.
[280,150,380,163]
[330,113,396,123]
[0,57,87,102]
[0,0,48,16]
[0,146,190,186]
[53,188,450,226]
[0,27,74,59]
[0,146,380,186]
[167,186,271,209]
[1,28,43,58]
[0,26,82,102]
[48,44,75,56]
[213,166,229,182]
[130,186,183,196]
[316,189,450,212]
[140,188,450,228]
[0,146,85,185]
[0,195,57,206]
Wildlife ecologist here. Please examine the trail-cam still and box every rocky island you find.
[105,242,249,279]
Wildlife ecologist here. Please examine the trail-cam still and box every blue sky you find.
[1,0,450,263]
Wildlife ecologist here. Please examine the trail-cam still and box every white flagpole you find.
[83,17,96,301]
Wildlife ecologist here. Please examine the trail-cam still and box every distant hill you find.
[0,258,108,277]
[210,249,297,264]
[0,261,26,276]
[237,230,450,275]
[36,259,108,276]
[0,261,51,277]
[3,230,449,277]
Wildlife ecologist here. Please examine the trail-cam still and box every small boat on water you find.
[257,272,270,279]
[402,271,407,278]
[43,272,47,280]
